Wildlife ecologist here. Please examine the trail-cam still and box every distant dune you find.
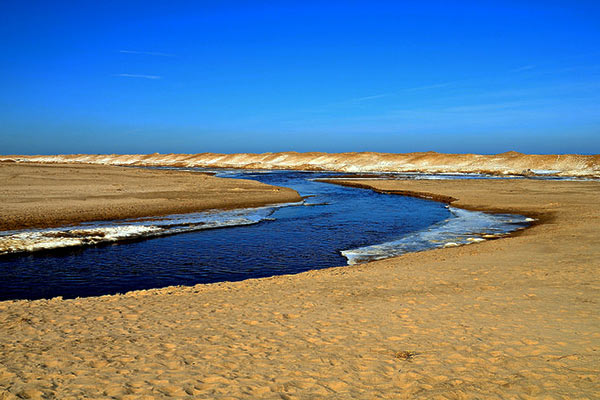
[2,151,599,177]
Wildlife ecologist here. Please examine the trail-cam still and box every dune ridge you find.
[2,151,599,177]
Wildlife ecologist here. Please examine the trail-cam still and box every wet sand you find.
[0,162,301,231]
[1,178,599,399]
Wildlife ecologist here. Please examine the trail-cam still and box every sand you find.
[0,162,301,231]
[2,151,599,177]
[1,177,599,399]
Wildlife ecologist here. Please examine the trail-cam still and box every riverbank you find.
[0,162,301,231]
[1,178,598,398]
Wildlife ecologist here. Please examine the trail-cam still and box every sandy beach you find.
[1,175,599,398]
[0,162,301,231]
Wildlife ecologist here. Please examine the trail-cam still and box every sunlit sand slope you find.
[2,151,599,177]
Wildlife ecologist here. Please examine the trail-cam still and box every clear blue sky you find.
[1,1,599,154]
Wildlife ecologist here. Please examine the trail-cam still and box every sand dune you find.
[2,151,599,177]
[1,178,598,398]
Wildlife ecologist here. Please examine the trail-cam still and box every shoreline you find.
[319,178,555,231]
[1,167,533,271]
[0,162,302,231]
[0,177,531,295]
[1,177,598,398]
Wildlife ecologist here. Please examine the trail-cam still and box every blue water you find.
[0,170,456,300]
[0,170,531,301]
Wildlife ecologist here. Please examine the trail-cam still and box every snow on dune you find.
[2,151,599,177]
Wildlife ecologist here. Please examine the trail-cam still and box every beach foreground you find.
[0,162,301,231]
[1,178,599,399]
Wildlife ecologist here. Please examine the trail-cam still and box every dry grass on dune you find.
[3,151,599,177]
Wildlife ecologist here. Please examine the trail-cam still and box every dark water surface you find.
[0,170,456,300]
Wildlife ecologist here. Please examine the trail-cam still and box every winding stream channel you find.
[0,169,532,300]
